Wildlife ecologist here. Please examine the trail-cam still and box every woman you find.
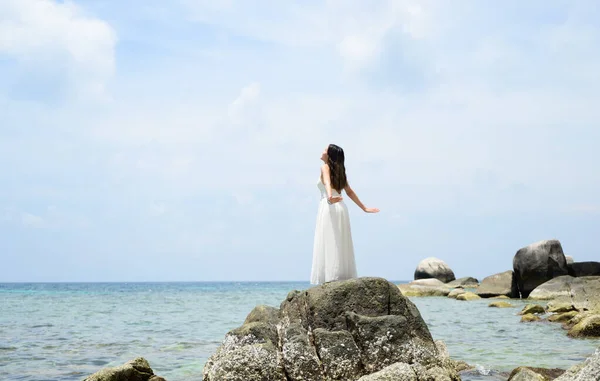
[310,144,379,285]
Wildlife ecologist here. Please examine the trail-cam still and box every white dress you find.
[310,176,357,285]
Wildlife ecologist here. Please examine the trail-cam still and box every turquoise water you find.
[1,282,598,381]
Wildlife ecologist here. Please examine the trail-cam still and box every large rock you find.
[398,279,452,297]
[529,276,600,311]
[568,315,600,338]
[521,314,541,323]
[448,289,466,299]
[519,304,545,315]
[508,367,547,381]
[548,311,578,323]
[476,271,516,298]
[489,301,514,308]
[398,285,450,297]
[568,261,600,277]
[513,239,569,298]
[456,292,481,301]
[508,367,564,380]
[414,257,456,283]
[565,256,574,265]
[203,277,460,381]
[83,358,165,381]
[446,277,479,288]
[547,302,576,313]
[554,348,600,380]
[528,276,576,300]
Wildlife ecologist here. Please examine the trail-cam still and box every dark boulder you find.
[414,257,456,283]
[83,358,164,381]
[476,271,517,298]
[513,240,569,298]
[508,366,565,380]
[446,277,479,288]
[568,261,600,277]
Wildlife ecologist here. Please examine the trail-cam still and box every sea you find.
[1,282,598,381]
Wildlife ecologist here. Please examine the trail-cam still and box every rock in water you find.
[202,277,461,381]
[488,301,513,308]
[508,366,565,380]
[446,277,479,288]
[448,289,466,299]
[508,367,547,381]
[568,261,600,277]
[83,358,164,381]
[521,314,541,323]
[410,278,451,287]
[414,257,456,283]
[398,279,452,297]
[513,239,569,298]
[568,315,600,338]
[547,302,575,313]
[554,347,600,380]
[456,292,481,301]
[548,311,578,323]
[529,276,600,311]
[519,304,545,315]
[476,271,516,298]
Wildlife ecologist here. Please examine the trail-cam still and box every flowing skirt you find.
[310,198,357,285]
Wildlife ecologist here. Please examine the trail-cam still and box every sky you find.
[1,0,599,282]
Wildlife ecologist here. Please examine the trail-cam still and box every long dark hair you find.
[327,144,348,192]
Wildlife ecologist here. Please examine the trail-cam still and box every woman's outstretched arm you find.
[344,183,379,213]
[321,165,343,204]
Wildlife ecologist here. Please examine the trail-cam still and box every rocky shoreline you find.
[397,239,600,342]
[83,239,599,381]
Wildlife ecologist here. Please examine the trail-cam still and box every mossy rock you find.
[83,358,161,381]
[546,302,576,313]
[519,304,545,315]
[521,314,541,323]
[448,289,466,299]
[547,311,579,323]
[488,301,513,308]
[243,305,280,325]
[507,367,547,380]
[508,366,564,380]
[568,314,600,338]
[565,312,592,328]
[456,292,481,301]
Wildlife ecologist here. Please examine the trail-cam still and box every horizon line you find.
[0,279,410,284]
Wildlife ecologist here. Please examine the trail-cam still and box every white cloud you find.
[181,0,429,71]
[149,202,168,217]
[20,212,45,228]
[0,0,117,98]
[228,82,261,124]
[1,206,90,229]
[564,205,600,215]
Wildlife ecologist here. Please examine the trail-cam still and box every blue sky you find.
[1,0,599,282]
